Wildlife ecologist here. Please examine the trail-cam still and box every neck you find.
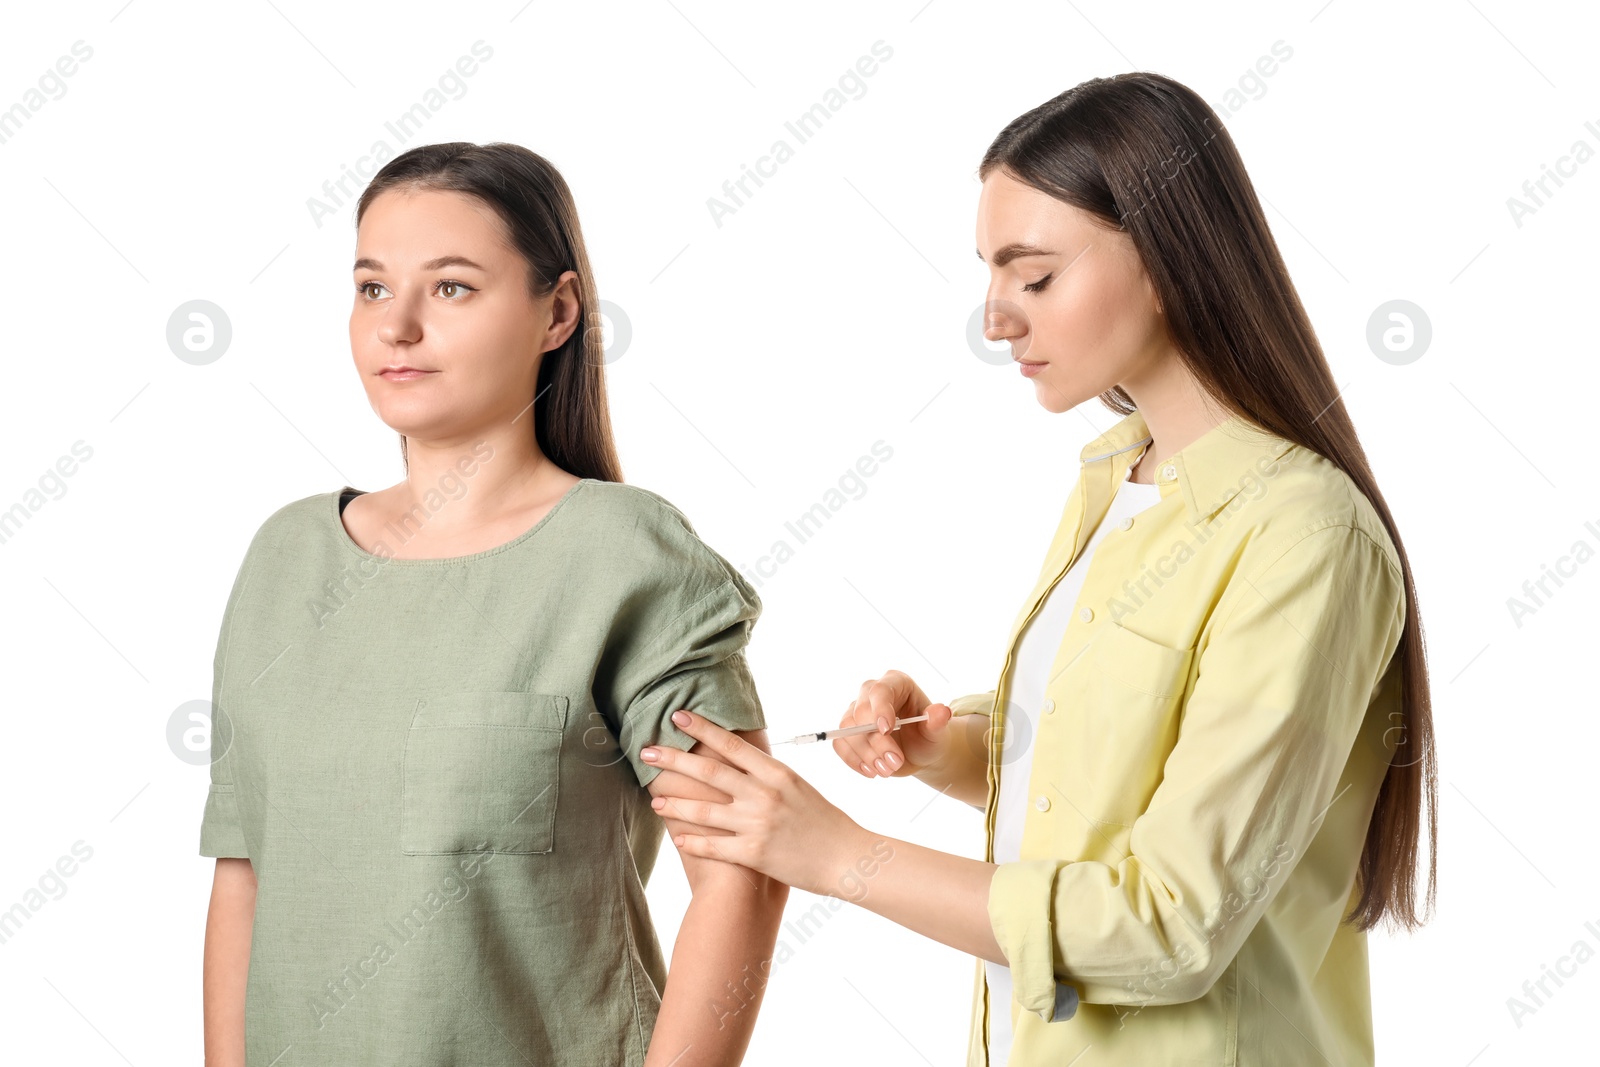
[1123,364,1231,477]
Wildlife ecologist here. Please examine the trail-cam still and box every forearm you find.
[647,864,789,1067]
[203,858,256,1066]
[914,713,991,808]
[828,824,1005,965]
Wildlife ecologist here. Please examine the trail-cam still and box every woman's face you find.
[349,187,578,444]
[975,168,1169,414]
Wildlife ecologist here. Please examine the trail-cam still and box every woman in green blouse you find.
[200,142,788,1066]
[646,72,1439,1066]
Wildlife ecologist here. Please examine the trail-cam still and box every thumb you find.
[921,702,953,734]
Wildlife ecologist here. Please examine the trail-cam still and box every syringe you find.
[773,713,931,746]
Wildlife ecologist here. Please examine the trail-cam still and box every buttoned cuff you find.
[988,859,1079,1022]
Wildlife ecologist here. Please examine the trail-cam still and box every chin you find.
[1032,382,1080,415]
[367,397,443,435]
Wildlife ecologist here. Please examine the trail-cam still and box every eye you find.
[354,279,477,300]
[1022,274,1053,293]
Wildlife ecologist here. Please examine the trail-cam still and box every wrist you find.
[911,730,969,789]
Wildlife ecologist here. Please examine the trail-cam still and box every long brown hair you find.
[979,73,1436,932]
[354,142,623,483]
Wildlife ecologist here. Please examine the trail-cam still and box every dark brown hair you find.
[353,141,623,483]
[979,73,1436,932]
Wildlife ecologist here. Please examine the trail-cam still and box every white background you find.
[1,1,1595,1063]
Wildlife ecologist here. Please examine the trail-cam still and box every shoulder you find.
[1237,443,1401,576]
[212,489,335,623]
[574,480,706,550]
[574,480,760,609]
[223,489,330,556]
[240,489,335,556]
[574,478,694,525]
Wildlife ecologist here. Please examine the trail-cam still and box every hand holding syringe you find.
[778,672,978,796]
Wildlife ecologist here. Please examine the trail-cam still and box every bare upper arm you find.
[212,856,256,894]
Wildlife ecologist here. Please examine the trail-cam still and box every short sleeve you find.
[199,726,249,857]
[198,526,260,859]
[615,572,767,790]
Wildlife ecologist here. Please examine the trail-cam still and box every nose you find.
[375,300,423,347]
[982,295,1028,345]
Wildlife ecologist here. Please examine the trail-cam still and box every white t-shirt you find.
[986,463,1162,1064]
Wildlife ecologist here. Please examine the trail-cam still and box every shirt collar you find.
[1080,407,1298,523]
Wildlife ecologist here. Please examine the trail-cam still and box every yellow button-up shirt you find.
[954,407,1407,1066]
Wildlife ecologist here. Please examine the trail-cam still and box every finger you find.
[641,738,751,797]
[657,805,736,840]
[668,710,774,776]
[650,712,780,788]
[650,791,736,832]
[846,685,900,775]
[830,693,874,777]
[846,681,885,756]
[874,686,945,776]
[647,764,733,806]
[835,695,881,777]
[859,678,910,775]
[672,831,751,870]
[924,701,953,734]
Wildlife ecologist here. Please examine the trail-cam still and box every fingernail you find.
[877,717,889,734]
[672,710,691,726]
[885,752,899,769]
[641,747,659,761]
[860,762,872,776]
[875,758,886,774]
[651,796,665,809]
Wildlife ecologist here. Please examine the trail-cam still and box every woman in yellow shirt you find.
[642,70,1437,1066]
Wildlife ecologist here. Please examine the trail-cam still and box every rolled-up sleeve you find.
[615,568,767,789]
[987,523,1407,1012]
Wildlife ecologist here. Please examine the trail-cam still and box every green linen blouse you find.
[198,477,767,1065]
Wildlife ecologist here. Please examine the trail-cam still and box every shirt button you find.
[1040,698,1055,715]
[1162,463,1177,481]
[1034,795,1051,812]
[1119,517,1134,530]
[1078,607,1094,622]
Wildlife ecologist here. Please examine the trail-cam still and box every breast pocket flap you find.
[1089,620,1194,697]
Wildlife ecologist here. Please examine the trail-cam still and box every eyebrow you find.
[352,255,487,273]
[975,243,1060,267]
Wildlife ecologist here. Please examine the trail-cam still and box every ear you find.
[540,269,583,354]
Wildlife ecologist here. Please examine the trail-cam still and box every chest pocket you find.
[1078,621,1195,826]
[400,692,569,855]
